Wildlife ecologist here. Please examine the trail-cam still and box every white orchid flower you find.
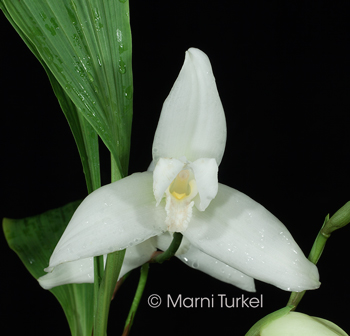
[260,312,348,336]
[38,48,320,293]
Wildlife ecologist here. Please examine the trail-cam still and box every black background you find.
[1,1,349,335]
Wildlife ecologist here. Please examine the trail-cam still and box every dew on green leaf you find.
[53,62,63,73]
[44,23,56,36]
[50,17,59,29]
[119,43,126,54]
[43,46,53,60]
[97,55,102,66]
[118,58,126,74]
[87,72,94,82]
[124,85,133,100]
[116,29,122,42]
[39,12,47,21]
[93,8,103,31]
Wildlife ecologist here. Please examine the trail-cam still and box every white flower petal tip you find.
[39,241,157,290]
[178,245,256,292]
[261,312,349,336]
[152,48,226,165]
[154,233,255,292]
[184,184,320,292]
[47,172,166,271]
[38,257,94,290]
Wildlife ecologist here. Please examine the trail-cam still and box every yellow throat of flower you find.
[165,169,198,232]
[169,170,192,200]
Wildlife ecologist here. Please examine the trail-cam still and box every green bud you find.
[245,306,294,336]
[260,312,348,336]
[323,201,350,235]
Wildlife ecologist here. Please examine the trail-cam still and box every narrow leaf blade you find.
[1,0,101,194]
[3,0,133,177]
[3,201,94,336]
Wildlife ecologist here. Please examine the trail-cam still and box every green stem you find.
[308,230,330,264]
[122,263,150,336]
[151,232,183,264]
[287,291,306,310]
[93,154,125,335]
[288,201,350,309]
[287,215,330,309]
[94,250,126,336]
[93,256,105,318]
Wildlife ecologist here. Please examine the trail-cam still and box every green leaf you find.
[48,76,101,193]
[1,1,101,194]
[2,0,133,178]
[3,201,94,336]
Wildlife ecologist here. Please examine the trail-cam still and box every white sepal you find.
[38,257,94,289]
[184,183,320,292]
[154,233,256,292]
[46,172,166,271]
[39,240,157,289]
[152,48,226,164]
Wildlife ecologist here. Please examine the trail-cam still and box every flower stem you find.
[93,255,105,317]
[287,215,330,309]
[122,263,150,336]
[94,249,126,336]
[93,154,125,335]
[287,201,350,309]
[151,232,183,264]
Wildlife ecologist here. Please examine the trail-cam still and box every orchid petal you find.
[38,257,94,289]
[154,232,256,292]
[152,48,226,165]
[178,244,256,292]
[153,158,185,205]
[46,172,167,271]
[184,184,320,292]
[190,158,218,211]
[119,239,156,279]
[39,240,157,289]
[147,160,156,172]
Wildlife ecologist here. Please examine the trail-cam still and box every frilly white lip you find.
[38,48,320,293]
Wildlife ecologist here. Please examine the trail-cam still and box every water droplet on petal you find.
[192,261,199,269]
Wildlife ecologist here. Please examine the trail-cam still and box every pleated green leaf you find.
[49,77,101,193]
[2,0,133,178]
[1,1,101,194]
[3,201,94,336]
